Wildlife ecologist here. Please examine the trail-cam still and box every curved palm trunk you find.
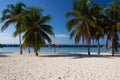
[88,41,90,55]
[98,39,100,55]
[112,40,114,56]
[19,33,22,55]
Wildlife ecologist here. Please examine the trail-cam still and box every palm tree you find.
[22,7,54,56]
[66,0,94,55]
[0,2,26,54]
[89,4,104,54]
[104,0,120,56]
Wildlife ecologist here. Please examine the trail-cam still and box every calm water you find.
[0,47,113,53]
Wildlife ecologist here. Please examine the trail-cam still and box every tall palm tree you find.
[66,0,93,55]
[105,0,120,56]
[0,2,26,54]
[89,4,104,54]
[22,7,54,56]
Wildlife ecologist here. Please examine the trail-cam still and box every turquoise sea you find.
[0,47,114,53]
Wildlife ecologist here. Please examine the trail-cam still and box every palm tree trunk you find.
[19,33,22,55]
[98,39,100,55]
[28,47,30,54]
[54,48,56,54]
[35,49,38,56]
[82,36,84,45]
[112,40,114,56]
[88,41,90,55]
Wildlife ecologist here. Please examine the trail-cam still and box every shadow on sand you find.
[40,52,120,59]
[0,52,14,57]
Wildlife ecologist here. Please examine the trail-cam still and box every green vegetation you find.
[0,2,26,54]
[104,0,120,56]
[0,2,54,56]
[21,7,54,56]
[66,0,120,56]
[1,0,120,56]
[66,0,93,55]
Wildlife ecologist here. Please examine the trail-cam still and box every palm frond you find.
[65,12,75,18]
[40,30,52,44]
[1,19,17,32]
[70,28,77,40]
[35,15,51,25]
[7,4,15,11]
[40,25,54,37]
[66,18,79,31]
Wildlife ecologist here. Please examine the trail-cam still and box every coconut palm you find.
[22,7,54,56]
[66,0,94,55]
[104,0,120,56]
[89,4,104,54]
[0,2,26,54]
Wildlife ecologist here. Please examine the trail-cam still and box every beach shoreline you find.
[0,52,120,80]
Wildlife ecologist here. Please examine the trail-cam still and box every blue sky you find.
[0,0,111,44]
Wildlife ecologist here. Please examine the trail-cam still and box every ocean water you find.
[0,47,113,53]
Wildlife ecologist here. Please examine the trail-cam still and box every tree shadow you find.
[40,53,80,58]
[74,53,120,59]
[0,55,9,57]
[0,52,13,54]
[0,52,13,57]
[40,52,120,59]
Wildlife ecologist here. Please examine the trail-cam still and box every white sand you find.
[0,52,120,80]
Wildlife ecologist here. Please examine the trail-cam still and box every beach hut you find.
[50,44,61,53]
[103,44,112,48]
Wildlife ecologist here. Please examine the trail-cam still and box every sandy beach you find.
[0,52,120,80]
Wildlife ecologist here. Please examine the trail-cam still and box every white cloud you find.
[0,33,71,44]
[0,33,20,44]
[55,34,69,38]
